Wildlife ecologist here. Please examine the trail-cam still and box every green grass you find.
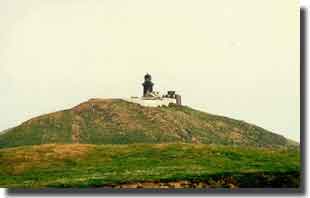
[0,143,300,188]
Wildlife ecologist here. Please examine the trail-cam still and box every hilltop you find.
[0,98,297,149]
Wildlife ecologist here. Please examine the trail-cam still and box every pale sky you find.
[0,0,300,141]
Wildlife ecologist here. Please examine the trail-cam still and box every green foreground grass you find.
[0,143,300,188]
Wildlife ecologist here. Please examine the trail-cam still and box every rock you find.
[168,181,183,188]
[120,183,139,188]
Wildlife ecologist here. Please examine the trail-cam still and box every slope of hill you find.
[0,98,296,149]
[0,143,300,188]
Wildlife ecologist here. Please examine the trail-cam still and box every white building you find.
[123,97,177,107]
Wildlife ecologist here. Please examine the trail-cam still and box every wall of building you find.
[123,97,176,107]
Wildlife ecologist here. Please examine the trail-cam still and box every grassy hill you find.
[0,98,296,149]
[0,143,300,188]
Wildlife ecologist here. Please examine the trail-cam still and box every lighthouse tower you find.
[142,73,154,97]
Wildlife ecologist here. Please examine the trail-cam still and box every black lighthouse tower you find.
[142,73,154,97]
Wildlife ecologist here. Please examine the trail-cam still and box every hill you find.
[0,143,300,188]
[0,98,296,149]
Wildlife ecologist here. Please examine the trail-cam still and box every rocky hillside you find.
[0,98,296,148]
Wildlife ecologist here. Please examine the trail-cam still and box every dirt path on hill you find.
[72,116,82,143]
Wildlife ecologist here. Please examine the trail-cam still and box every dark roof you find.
[144,73,152,80]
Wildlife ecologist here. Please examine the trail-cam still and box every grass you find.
[0,143,300,188]
[0,99,297,149]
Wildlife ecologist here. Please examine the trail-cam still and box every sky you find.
[0,0,300,141]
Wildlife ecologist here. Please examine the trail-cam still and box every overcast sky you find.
[0,0,299,141]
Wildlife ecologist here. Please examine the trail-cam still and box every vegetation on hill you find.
[0,99,296,149]
[0,143,300,188]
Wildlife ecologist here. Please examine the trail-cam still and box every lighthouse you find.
[142,73,154,97]
[124,73,181,107]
